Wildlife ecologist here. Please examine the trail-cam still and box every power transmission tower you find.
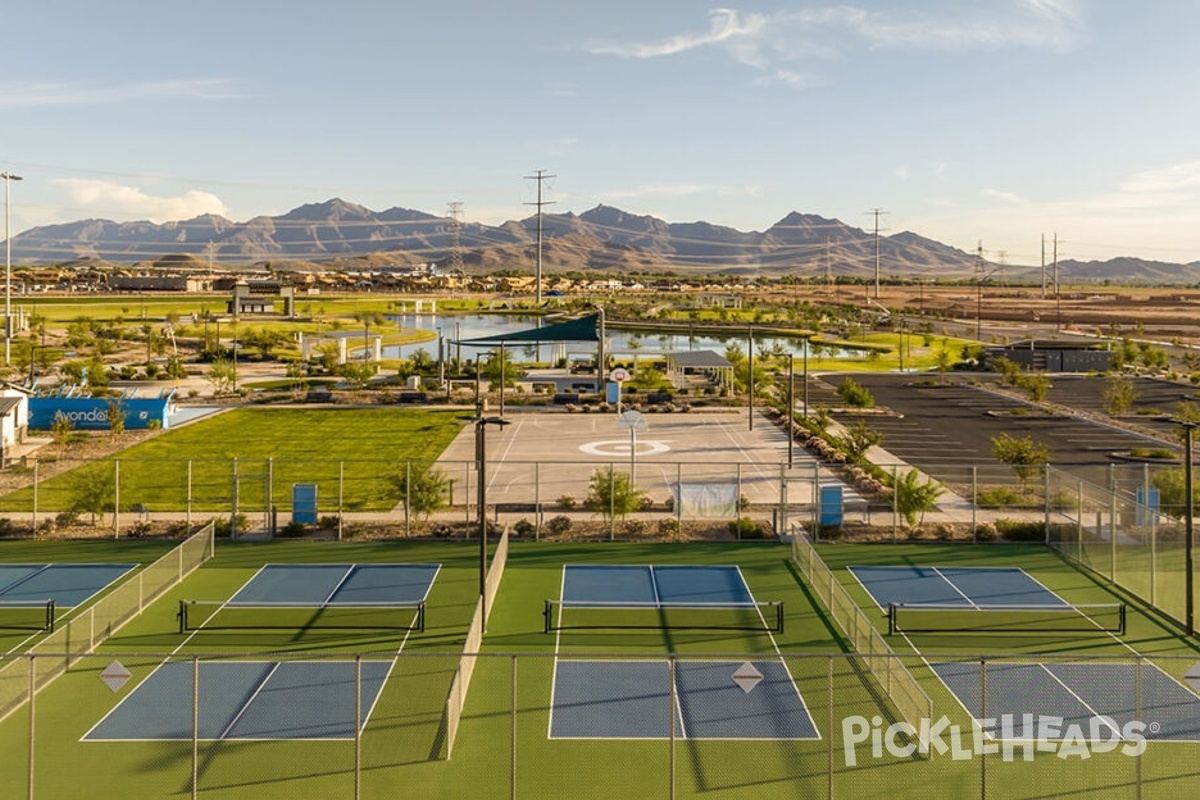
[866,208,888,299]
[524,170,556,305]
[447,201,464,273]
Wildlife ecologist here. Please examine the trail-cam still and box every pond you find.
[381,314,860,361]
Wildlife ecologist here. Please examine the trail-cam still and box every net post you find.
[776,601,784,634]
[46,600,54,633]
[1120,603,1127,636]
[178,600,188,634]
[543,600,551,634]
[417,600,426,633]
[887,603,896,636]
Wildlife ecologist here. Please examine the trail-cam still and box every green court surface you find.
[4,537,1200,799]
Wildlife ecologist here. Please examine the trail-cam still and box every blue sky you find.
[1,1,1198,266]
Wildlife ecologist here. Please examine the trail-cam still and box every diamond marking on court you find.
[100,660,131,692]
[732,661,763,694]
[1185,662,1200,693]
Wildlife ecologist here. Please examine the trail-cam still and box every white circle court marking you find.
[579,440,672,457]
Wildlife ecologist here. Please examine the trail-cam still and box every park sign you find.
[29,396,172,431]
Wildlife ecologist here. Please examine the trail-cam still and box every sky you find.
[2,1,1199,266]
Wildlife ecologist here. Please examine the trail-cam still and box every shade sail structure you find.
[453,313,600,346]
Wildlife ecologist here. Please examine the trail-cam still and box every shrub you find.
[975,486,1025,508]
[728,516,770,539]
[622,519,648,537]
[546,515,573,536]
[836,378,875,408]
[212,514,249,537]
[279,521,309,537]
[656,518,681,538]
[556,495,577,509]
[994,518,1045,542]
[55,510,81,529]
[513,518,536,537]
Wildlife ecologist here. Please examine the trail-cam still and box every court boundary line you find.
[81,562,435,743]
[548,563,821,742]
[928,659,1200,744]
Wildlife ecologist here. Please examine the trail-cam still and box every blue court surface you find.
[560,564,755,607]
[549,659,819,740]
[932,661,1200,742]
[230,563,440,606]
[0,563,136,607]
[84,659,392,741]
[848,565,1065,610]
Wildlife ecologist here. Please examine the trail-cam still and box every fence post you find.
[609,464,615,541]
[778,463,787,535]
[355,655,362,800]
[186,459,192,529]
[534,462,541,541]
[113,459,121,538]
[30,458,37,534]
[231,457,240,539]
[405,460,412,538]
[192,656,199,800]
[338,461,345,540]
[971,465,978,543]
[28,654,35,800]
[267,457,274,530]
[1044,465,1051,543]
[892,464,899,542]
[675,463,682,528]
[511,655,518,800]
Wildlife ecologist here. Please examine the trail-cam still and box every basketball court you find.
[435,408,848,509]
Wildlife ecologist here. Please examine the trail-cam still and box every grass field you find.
[0,407,467,514]
[4,536,1200,798]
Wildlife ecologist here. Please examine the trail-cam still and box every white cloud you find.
[583,3,1086,86]
[983,188,1024,203]
[56,179,229,223]
[0,79,241,108]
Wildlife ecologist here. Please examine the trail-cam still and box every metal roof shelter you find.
[664,350,734,391]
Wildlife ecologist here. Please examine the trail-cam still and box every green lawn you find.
[0,407,468,514]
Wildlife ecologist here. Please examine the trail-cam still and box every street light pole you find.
[2,172,22,366]
[474,410,510,627]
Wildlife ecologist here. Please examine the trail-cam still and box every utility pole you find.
[2,172,22,366]
[1040,234,1047,299]
[866,208,887,299]
[447,201,464,274]
[524,170,556,306]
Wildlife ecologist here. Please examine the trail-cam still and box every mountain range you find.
[10,198,1200,283]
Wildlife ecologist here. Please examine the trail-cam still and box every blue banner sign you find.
[30,397,172,430]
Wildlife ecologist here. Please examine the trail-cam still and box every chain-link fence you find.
[6,649,1199,799]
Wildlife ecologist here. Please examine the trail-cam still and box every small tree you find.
[1019,372,1051,403]
[339,360,375,389]
[68,464,116,525]
[837,420,883,463]
[206,358,237,397]
[891,469,943,528]
[51,411,74,458]
[1103,375,1138,416]
[387,465,450,526]
[585,467,646,522]
[836,378,875,408]
[105,399,127,438]
[991,433,1050,493]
